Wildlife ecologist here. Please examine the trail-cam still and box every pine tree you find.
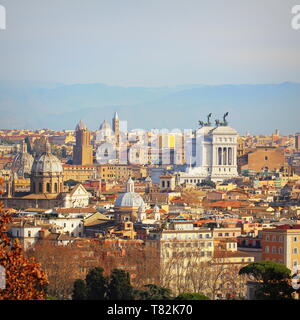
[107,269,134,300]
[85,267,107,300]
[72,279,87,300]
[239,261,294,300]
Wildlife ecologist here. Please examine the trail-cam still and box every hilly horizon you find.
[0,81,299,135]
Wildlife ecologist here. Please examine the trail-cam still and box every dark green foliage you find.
[107,269,134,300]
[239,261,294,300]
[72,279,87,300]
[197,180,216,188]
[135,284,172,300]
[85,267,108,300]
[175,292,210,300]
[64,179,80,187]
[72,268,173,301]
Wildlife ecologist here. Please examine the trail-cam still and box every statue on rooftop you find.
[199,120,205,128]
[207,113,212,126]
[221,112,229,126]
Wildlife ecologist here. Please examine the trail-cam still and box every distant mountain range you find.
[0,81,299,135]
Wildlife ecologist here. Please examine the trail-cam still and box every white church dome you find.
[115,192,145,208]
[99,120,111,131]
[114,177,145,208]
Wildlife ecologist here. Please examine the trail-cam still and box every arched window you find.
[54,183,58,193]
[39,183,42,193]
[46,183,50,193]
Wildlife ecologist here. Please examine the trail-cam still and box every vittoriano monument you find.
[180,111,238,184]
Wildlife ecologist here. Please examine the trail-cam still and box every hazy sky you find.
[0,0,300,86]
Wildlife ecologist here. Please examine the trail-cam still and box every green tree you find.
[239,261,294,300]
[197,180,216,188]
[64,179,80,187]
[136,284,172,300]
[72,279,88,300]
[107,269,134,300]
[85,267,108,300]
[175,293,210,300]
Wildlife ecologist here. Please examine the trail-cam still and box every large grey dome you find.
[32,153,63,174]
[32,142,63,174]
[115,192,145,208]
[12,152,34,177]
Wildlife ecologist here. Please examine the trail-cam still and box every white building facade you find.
[177,123,239,184]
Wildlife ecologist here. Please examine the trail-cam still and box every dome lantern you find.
[126,177,135,193]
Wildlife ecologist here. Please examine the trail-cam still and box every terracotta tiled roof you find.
[205,200,248,208]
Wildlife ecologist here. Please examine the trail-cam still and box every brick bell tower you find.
[73,120,93,165]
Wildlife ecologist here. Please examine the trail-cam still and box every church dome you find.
[114,177,145,208]
[32,153,63,174]
[99,120,111,131]
[115,192,145,208]
[31,142,63,174]
[12,140,34,177]
[12,152,34,177]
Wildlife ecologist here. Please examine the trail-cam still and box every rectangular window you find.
[293,260,298,267]
[265,246,269,253]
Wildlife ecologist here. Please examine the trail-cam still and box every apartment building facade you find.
[262,226,300,270]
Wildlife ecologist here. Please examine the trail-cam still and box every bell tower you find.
[73,120,93,165]
[112,112,120,138]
